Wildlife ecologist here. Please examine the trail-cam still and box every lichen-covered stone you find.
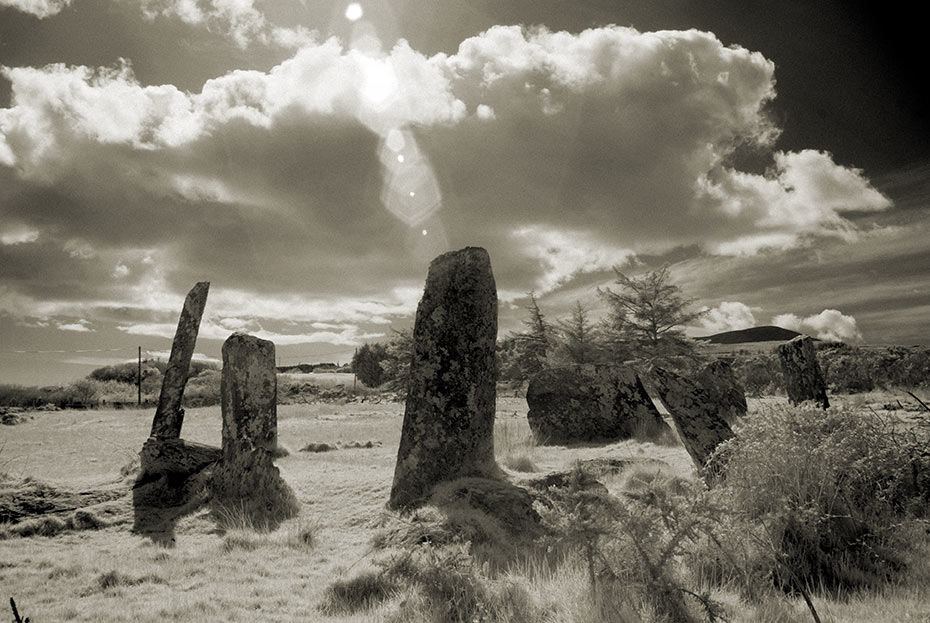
[388,247,500,510]
[526,364,669,445]
[209,441,298,530]
[777,335,829,409]
[221,333,277,453]
[695,359,748,425]
[150,281,210,439]
[649,367,734,477]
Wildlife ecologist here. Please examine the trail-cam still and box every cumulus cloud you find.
[510,225,634,293]
[137,0,314,49]
[0,25,893,341]
[0,0,69,18]
[773,309,863,343]
[697,301,757,334]
[700,150,892,255]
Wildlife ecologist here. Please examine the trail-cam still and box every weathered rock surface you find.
[777,335,829,409]
[209,441,298,529]
[695,359,748,424]
[137,436,222,480]
[221,333,278,453]
[132,437,222,538]
[150,281,210,439]
[526,364,669,445]
[389,247,500,510]
[649,367,734,476]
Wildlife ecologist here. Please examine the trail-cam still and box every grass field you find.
[2,392,929,622]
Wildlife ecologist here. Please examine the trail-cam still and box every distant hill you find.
[697,325,802,344]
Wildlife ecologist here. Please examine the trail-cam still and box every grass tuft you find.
[319,569,398,615]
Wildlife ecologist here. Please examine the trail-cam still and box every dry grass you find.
[1,391,929,621]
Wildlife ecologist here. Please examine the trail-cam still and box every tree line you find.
[352,266,705,387]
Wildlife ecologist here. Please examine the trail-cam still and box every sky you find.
[1,0,928,385]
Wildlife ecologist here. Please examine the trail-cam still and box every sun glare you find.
[345,3,363,21]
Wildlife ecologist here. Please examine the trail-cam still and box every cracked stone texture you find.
[777,335,829,409]
[526,364,669,445]
[649,367,734,475]
[221,333,278,453]
[389,247,500,510]
[150,281,209,439]
[695,359,748,425]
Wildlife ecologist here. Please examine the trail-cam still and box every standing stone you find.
[150,282,210,439]
[220,333,278,453]
[211,332,296,529]
[777,335,829,409]
[526,364,669,444]
[695,359,748,425]
[649,367,734,477]
[388,247,500,510]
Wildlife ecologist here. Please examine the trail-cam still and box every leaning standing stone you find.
[388,247,500,510]
[695,359,748,425]
[220,333,278,453]
[776,335,829,409]
[150,281,210,439]
[526,364,669,444]
[649,367,734,478]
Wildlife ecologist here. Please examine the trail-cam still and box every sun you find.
[344,3,363,22]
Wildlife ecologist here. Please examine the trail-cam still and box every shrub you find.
[183,369,221,407]
[730,353,783,396]
[711,403,930,594]
[319,569,399,615]
[381,543,538,623]
[535,464,723,623]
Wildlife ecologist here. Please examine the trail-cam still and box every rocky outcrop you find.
[777,335,829,409]
[389,247,500,510]
[526,364,669,445]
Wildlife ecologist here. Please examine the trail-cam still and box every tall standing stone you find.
[649,367,734,478]
[526,364,669,444]
[150,282,210,439]
[777,335,829,409]
[388,247,500,510]
[695,359,748,425]
[220,333,278,453]
[211,332,296,529]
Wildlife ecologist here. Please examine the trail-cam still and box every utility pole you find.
[137,346,142,406]
[353,347,357,391]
